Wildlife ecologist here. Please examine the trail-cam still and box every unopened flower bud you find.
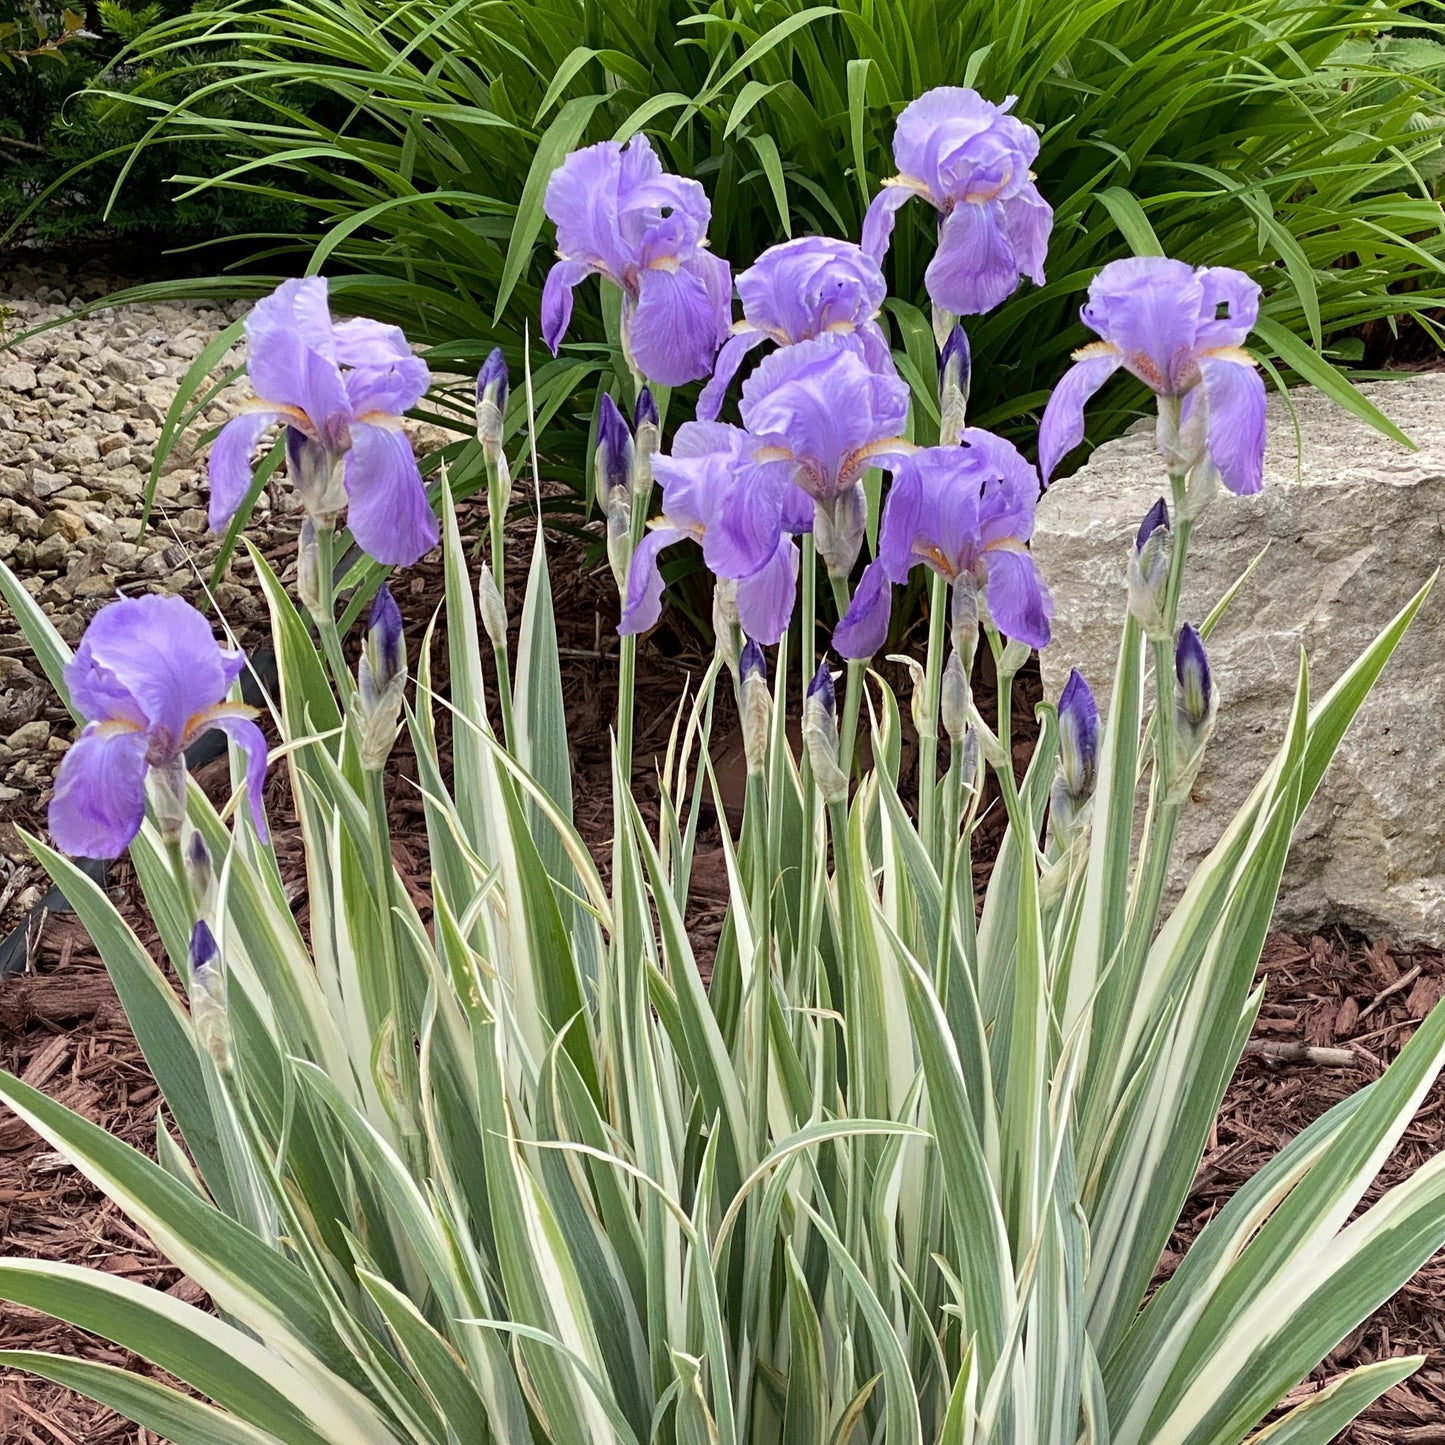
[189,921,230,1071]
[997,636,1033,677]
[939,323,971,441]
[940,650,971,743]
[804,660,848,804]
[931,303,957,352]
[477,563,508,655]
[950,578,979,670]
[815,484,867,578]
[356,584,407,770]
[632,386,660,492]
[297,517,323,617]
[185,830,215,915]
[605,491,632,591]
[286,426,346,524]
[892,654,928,737]
[594,395,634,514]
[1171,623,1218,799]
[739,638,770,775]
[1127,498,1173,638]
[475,348,508,464]
[1050,667,1099,842]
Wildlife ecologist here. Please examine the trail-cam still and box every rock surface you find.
[1034,375,1445,947]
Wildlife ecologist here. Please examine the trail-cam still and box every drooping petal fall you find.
[343,423,439,567]
[48,725,151,858]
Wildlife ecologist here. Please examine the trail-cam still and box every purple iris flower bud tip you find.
[807,659,836,715]
[369,582,404,670]
[189,919,219,977]
[634,386,659,433]
[1136,497,1170,552]
[940,323,971,397]
[595,394,634,506]
[739,637,767,683]
[1175,623,1212,726]
[477,347,508,404]
[1058,667,1099,799]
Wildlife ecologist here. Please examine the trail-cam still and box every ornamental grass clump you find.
[2,84,1443,1445]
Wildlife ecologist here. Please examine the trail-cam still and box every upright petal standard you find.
[834,431,1051,657]
[697,237,894,421]
[49,596,270,858]
[1038,257,1266,494]
[541,135,730,388]
[207,277,438,567]
[862,87,1052,316]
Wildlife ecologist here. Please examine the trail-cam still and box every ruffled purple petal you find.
[208,411,283,532]
[544,140,631,277]
[65,594,240,749]
[343,422,439,566]
[331,316,413,368]
[201,707,271,842]
[832,559,894,660]
[1198,353,1266,495]
[1037,348,1125,485]
[541,260,592,355]
[861,185,914,262]
[244,280,352,446]
[1194,267,1261,352]
[926,200,1021,316]
[619,526,686,635]
[983,546,1052,649]
[1001,186,1051,286]
[48,724,151,858]
[876,461,924,583]
[628,262,725,387]
[344,354,431,420]
[696,330,768,423]
[1079,258,1201,396]
[734,537,800,646]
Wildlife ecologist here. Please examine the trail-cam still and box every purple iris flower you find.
[618,421,800,645]
[862,87,1052,316]
[208,277,438,567]
[696,236,894,422]
[1037,257,1266,493]
[48,595,269,858]
[833,431,1052,658]
[541,134,731,388]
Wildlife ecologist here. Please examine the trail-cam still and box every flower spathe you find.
[863,87,1052,316]
[697,236,893,421]
[834,430,1052,658]
[208,277,438,567]
[1038,257,1266,493]
[48,595,269,858]
[618,421,799,645]
[541,134,731,388]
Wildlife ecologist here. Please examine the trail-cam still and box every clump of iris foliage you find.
[0,0,306,245]
[50,0,1445,469]
[1,82,1443,1445]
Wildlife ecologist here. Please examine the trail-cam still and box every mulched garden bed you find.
[2,504,1442,1443]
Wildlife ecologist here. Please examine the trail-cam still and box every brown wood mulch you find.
[2,506,1443,1443]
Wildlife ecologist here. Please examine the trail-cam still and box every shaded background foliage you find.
[42,0,1445,460]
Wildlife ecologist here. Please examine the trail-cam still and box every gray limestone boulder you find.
[1034,375,1445,946]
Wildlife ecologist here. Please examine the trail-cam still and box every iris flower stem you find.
[311,524,353,706]
[745,770,771,1161]
[486,456,517,750]
[828,573,864,777]
[933,755,967,989]
[797,535,819,974]
[917,570,949,859]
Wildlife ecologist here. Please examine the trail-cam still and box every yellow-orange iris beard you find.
[182,701,261,748]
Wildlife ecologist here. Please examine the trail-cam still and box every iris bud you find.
[804,660,848,804]
[712,579,741,670]
[1050,667,1099,844]
[189,921,230,1071]
[1127,498,1173,639]
[739,638,770,776]
[477,563,508,656]
[356,584,407,771]
[185,830,215,915]
[1171,622,1218,798]
[475,348,508,464]
[594,395,634,514]
[632,386,660,493]
[939,323,971,442]
[940,650,972,744]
